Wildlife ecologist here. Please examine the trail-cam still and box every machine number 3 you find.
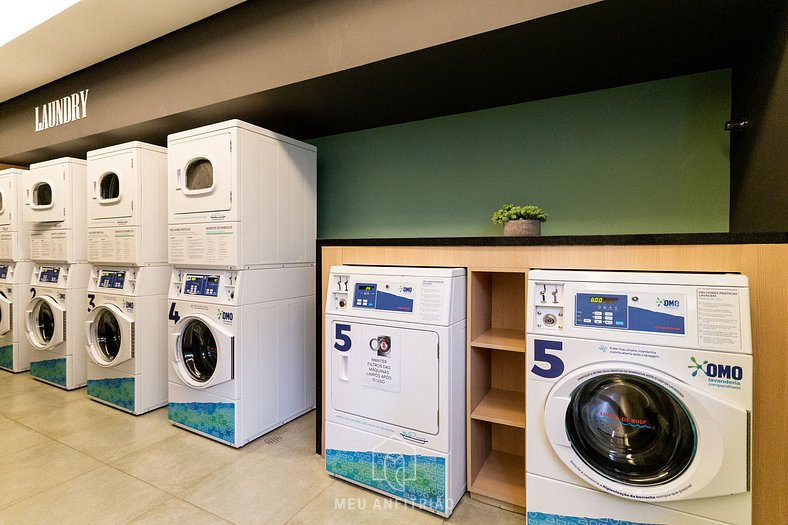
[531,339,564,378]
[334,323,352,352]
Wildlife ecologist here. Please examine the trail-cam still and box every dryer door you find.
[0,292,11,335]
[169,132,233,215]
[85,304,134,366]
[329,320,440,435]
[87,151,134,220]
[23,165,67,223]
[25,296,65,350]
[0,179,10,227]
[171,314,233,388]
[543,362,749,501]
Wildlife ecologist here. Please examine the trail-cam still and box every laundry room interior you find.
[0,1,786,524]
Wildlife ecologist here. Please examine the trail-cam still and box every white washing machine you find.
[84,265,170,414]
[25,263,91,389]
[526,270,752,525]
[167,265,315,447]
[87,141,168,266]
[23,158,90,389]
[325,265,467,517]
[0,169,34,372]
[166,119,316,269]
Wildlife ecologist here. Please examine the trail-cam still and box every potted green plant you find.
[492,203,548,236]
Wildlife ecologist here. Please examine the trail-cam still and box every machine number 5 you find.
[531,339,564,378]
[334,323,352,352]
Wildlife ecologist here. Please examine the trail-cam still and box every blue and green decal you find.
[0,344,13,370]
[87,377,135,411]
[527,512,659,525]
[326,448,446,513]
[30,358,67,387]
[168,402,235,444]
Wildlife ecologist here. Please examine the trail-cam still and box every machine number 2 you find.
[334,323,352,352]
[531,339,564,378]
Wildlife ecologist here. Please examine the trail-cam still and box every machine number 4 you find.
[531,339,564,378]
[168,303,180,323]
[334,323,352,352]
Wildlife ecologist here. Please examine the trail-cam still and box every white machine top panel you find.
[527,269,752,354]
[87,141,167,158]
[327,265,465,326]
[29,156,85,169]
[167,119,317,151]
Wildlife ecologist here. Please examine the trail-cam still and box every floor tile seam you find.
[175,493,244,524]
[119,491,183,524]
[0,462,105,512]
[282,479,337,525]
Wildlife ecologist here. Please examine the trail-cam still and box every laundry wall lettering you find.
[34,89,89,132]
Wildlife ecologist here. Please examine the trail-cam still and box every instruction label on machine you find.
[361,325,400,393]
[169,223,237,267]
[30,230,68,260]
[697,288,742,350]
[0,232,14,259]
[88,228,136,263]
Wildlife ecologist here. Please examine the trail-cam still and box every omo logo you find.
[217,309,233,323]
[657,297,681,308]
[688,356,743,380]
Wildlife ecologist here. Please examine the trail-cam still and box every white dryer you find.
[167,265,315,447]
[87,142,167,266]
[325,266,467,517]
[166,120,316,269]
[526,270,752,525]
[0,169,34,373]
[25,263,91,389]
[85,265,170,414]
[23,157,87,263]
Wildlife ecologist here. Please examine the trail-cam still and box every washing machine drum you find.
[564,374,697,486]
[86,305,134,366]
[26,296,65,349]
[171,316,233,389]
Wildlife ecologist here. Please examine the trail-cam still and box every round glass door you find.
[33,300,55,344]
[565,373,697,486]
[94,309,122,361]
[180,319,218,383]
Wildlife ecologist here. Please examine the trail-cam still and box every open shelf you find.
[471,450,526,509]
[471,389,525,428]
[471,327,526,352]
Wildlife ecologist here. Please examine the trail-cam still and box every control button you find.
[583,318,592,323]
[594,320,603,324]
[604,320,613,325]
[543,314,557,327]
[338,299,346,308]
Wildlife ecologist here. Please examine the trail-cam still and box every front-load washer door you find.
[0,293,11,335]
[87,152,134,220]
[23,167,67,223]
[25,296,65,350]
[85,304,134,366]
[543,362,749,501]
[329,320,440,436]
[169,132,233,215]
[171,315,233,389]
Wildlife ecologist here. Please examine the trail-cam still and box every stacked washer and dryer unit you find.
[526,270,752,525]
[166,120,317,447]
[0,169,34,373]
[84,142,170,414]
[22,158,91,389]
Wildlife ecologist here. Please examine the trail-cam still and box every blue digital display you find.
[353,283,377,308]
[0,265,7,279]
[99,270,126,289]
[39,267,60,283]
[575,293,628,329]
[184,274,220,297]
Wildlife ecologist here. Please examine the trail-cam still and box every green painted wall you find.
[311,69,731,238]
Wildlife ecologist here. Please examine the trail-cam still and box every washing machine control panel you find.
[351,281,414,313]
[0,265,7,280]
[38,266,61,283]
[98,270,126,289]
[575,293,627,328]
[183,273,221,297]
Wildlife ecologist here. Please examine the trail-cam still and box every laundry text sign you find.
[34,89,89,132]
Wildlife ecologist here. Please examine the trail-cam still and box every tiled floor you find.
[0,370,525,525]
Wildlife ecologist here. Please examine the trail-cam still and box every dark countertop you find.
[318,232,787,247]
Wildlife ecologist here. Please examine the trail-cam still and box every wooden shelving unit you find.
[467,270,527,513]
